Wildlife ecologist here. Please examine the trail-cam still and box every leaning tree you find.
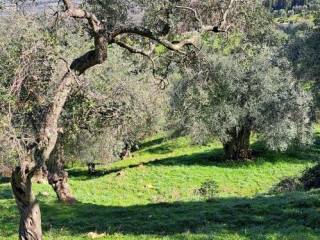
[1,0,248,239]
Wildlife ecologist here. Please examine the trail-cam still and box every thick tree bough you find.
[47,171,76,204]
[11,70,77,240]
[223,126,252,160]
[47,141,76,204]
[11,166,42,240]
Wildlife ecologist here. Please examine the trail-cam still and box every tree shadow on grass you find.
[0,185,13,199]
[144,144,173,154]
[67,134,320,181]
[131,143,318,169]
[67,164,144,181]
[2,181,320,238]
[67,168,108,181]
[34,190,320,238]
[139,137,166,150]
[0,176,11,184]
[67,149,225,181]
[67,145,319,181]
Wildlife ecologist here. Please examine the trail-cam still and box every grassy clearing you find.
[1,133,320,240]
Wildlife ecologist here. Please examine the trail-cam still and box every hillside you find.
[1,132,320,240]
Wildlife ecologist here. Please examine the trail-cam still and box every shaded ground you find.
[68,136,320,181]
[1,187,320,239]
[1,133,320,239]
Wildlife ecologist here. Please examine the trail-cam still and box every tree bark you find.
[33,167,48,184]
[87,163,96,175]
[47,140,76,204]
[11,71,76,239]
[223,125,252,160]
[11,166,42,240]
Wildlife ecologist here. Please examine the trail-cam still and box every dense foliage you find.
[0,14,166,168]
[263,0,320,10]
[62,47,167,165]
[284,14,320,104]
[169,47,312,159]
[0,15,59,167]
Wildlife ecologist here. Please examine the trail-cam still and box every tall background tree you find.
[284,13,320,111]
[167,1,313,160]
[169,49,312,160]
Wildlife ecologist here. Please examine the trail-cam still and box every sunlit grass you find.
[274,13,315,24]
[1,130,320,240]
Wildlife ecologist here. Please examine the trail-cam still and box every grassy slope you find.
[275,13,315,24]
[1,132,320,240]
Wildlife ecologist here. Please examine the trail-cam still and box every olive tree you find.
[284,14,320,108]
[0,11,95,203]
[169,48,312,160]
[62,46,167,166]
[0,13,68,238]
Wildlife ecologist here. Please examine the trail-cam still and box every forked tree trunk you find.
[223,125,252,160]
[47,141,76,204]
[33,167,48,184]
[11,166,42,240]
[11,71,77,239]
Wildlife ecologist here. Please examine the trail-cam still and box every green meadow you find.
[1,131,320,240]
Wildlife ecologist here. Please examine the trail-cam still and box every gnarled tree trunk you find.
[33,167,48,184]
[11,71,77,239]
[11,166,42,240]
[223,125,252,160]
[47,141,76,203]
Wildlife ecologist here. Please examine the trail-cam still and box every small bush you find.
[195,180,219,199]
[270,177,303,194]
[271,163,320,194]
[300,163,320,190]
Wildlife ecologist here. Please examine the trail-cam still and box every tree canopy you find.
[0,1,319,239]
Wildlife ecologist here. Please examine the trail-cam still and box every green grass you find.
[274,13,315,24]
[1,133,320,240]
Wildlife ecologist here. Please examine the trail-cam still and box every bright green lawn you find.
[1,132,320,240]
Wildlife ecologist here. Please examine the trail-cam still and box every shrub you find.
[195,180,219,199]
[270,177,303,194]
[271,162,320,193]
[300,163,320,190]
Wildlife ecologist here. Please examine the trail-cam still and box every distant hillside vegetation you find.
[263,0,320,11]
